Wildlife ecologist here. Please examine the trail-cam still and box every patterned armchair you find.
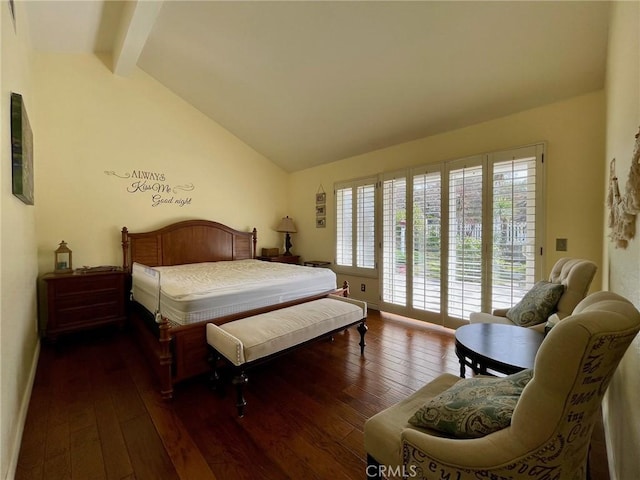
[469,257,597,332]
[364,291,640,480]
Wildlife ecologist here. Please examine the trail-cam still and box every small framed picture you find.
[316,192,326,204]
[315,205,326,215]
[316,217,326,228]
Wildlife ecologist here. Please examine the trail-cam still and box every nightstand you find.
[303,260,331,268]
[42,270,127,342]
[257,255,301,264]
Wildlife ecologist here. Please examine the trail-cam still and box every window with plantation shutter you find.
[382,175,407,306]
[335,187,353,267]
[378,144,544,326]
[335,177,377,275]
[447,160,484,320]
[412,168,442,313]
[488,146,542,312]
[357,183,376,268]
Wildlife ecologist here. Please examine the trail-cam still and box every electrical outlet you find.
[556,238,568,252]
[360,283,366,292]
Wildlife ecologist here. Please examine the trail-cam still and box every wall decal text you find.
[105,169,195,207]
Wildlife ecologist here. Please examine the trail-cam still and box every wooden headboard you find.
[121,220,257,272]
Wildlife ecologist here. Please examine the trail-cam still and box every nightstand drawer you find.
[42,271,127,341]
[53,275,122,296]
[55,294,122,325]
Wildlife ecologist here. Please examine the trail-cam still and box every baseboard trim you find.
[5,339,40,480]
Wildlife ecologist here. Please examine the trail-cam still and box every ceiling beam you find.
[112,0,163,76]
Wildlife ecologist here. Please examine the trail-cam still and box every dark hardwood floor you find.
[15,311,609,480]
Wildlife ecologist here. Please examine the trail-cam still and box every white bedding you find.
[131,259,337,325]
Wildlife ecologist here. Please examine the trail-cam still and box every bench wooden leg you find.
[358,320,368,355]
[208,347,224,394]
[232,371,248,417]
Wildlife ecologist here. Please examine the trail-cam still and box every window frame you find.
[482,144,546,313]
[334,176,379,278]
[374,143,546,327]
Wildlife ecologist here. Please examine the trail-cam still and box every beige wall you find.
[0,2,39,479]
[290,91,606,310]
[32,53,289,274]
[603,2,640,479]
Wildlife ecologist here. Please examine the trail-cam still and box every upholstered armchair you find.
[364,291,640,480]
[469,257,597,332]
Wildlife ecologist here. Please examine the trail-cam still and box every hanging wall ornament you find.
[608,159,635,248]
[607,127,640,249]
[623,128,640,213]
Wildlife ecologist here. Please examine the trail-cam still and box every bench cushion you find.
[206,295,366,366]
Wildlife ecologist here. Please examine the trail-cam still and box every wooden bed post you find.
[252,228,257,259]
[121,227,130,271]
[158,318,174,400]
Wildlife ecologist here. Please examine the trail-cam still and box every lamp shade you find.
[276,216,297,233]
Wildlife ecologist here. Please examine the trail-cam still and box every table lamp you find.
[276,216,297,255]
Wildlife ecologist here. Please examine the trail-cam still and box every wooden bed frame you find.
[121,219,346,399]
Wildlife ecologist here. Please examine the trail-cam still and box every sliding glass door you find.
[412,168,442,314]
[380,145,544,326]
[447,158,484,321]
[488,148,541,312]
[382,175,407,306]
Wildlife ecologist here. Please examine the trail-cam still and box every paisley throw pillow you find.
[408,369,533,438]
[506,281,565,327]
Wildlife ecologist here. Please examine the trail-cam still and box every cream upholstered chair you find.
[364,291,640,480]
[469,257,597,332]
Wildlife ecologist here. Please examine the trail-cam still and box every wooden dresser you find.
[42,270,127,342]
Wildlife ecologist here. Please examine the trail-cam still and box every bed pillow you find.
[506,281,565,327]
[408,369,533,438]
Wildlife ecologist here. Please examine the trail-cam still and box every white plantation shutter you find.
[412,169,442,313]
[447,160,483,320]
[489,146,542,311]
[335,178,377,274]
[335,187,352,266]
[347,144,544,326]
[357,183,376,268]
[382,175,407,305]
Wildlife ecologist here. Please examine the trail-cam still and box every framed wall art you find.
[316,185,326,228]
[10,92,34,205]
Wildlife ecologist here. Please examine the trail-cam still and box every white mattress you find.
[131,259,337,325]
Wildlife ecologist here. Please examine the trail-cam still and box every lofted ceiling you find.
[24,1,610,172]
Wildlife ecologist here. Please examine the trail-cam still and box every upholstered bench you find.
[206,294,367,416]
